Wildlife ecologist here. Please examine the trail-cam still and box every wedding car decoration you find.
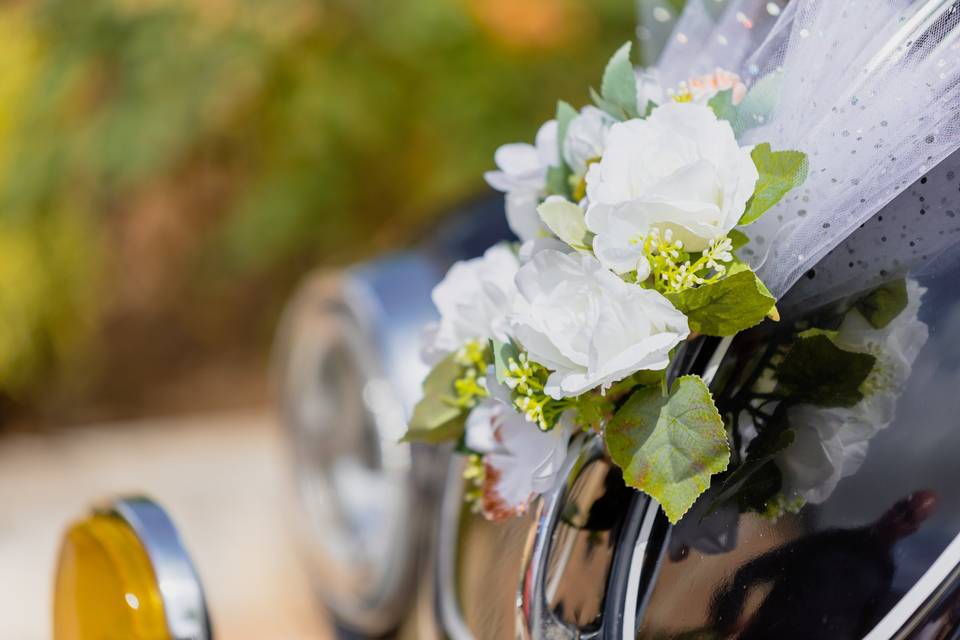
[403,43,810,524]
[705,278,929,521]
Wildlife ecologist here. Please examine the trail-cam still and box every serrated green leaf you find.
[740,143,809,225]
[537,197,593,251]
[854,279,908,329]
[605,375,730,524]
[665,263,775,337]
[556,100,578,161]
[776,334,876,407]
[401,352,466,443]
[708,89,737,125]
[491,337,520,386]
[600,42,639,119]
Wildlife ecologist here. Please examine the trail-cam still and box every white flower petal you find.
[510,250,689,399]
[478,404,573,521]
[585,102,757,258]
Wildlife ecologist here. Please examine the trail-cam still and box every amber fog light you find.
[53,497,210,640]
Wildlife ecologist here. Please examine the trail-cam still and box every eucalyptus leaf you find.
[545,165,570,198]
[665,263,776,336]
[590,86,629,121]
[492,337,520,386]
[854,279,908,329]
[600,42,639,119]
[740,143,809,225]
[776,334,876,407]
[556,100,578,161]
[537,197,594,251]
[605,375,730,524]
[737,71,782,134]
[707,89,737,125]
[401,352,466,443]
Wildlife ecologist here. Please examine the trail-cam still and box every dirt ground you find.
[0,411,333,639]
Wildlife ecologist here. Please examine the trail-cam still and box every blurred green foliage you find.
[0,0,637,413]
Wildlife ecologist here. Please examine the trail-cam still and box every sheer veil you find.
[640,0,960,301]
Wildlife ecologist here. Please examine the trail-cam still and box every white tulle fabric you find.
[646,0,960,298]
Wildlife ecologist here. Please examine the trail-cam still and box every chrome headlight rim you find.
[273,269,425,635]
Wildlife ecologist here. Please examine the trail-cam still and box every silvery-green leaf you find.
[707,89,737,125]
[556,100,578,161]
[605,375,730,524]
[737,70,782,133]
[740,143,809,225]
[665,263,776,337]
[545,165,571,198]
[401,352,466,443]
[600,42,639,119]
[590,87,628,121]
[537,197,594,251]
[491,337,520,386]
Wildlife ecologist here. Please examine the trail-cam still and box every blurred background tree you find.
[0,0,640,425]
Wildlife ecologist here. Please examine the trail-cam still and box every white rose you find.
[563,106,614,177]
[466,397,573,521]
[508,249,689,399]
[584,102,758,274]
[484,120,558,242]
[421,244,519,364]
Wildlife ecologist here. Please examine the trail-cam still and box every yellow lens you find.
[53,513,172,640]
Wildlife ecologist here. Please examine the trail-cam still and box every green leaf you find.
[776,334,876,407]
[556,100,578,161]
[665,263,776,336]
[641,99,658,118]
[589,86,628,121]
[727,229,749,252]
[740,143,809,225]
[545,165,570,198]
[736,71,782,134]
[401,352,467,443]
[708,425,794,514]
[600,42,639,119]
[537,197,593,251]
[708,89,737,125]
[491,337,520,386]
[854,279,908,329]
[605,375,730,524]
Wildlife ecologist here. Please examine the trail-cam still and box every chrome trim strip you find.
[109,497,211,640]
[516,434,599,640]
[436,454,474,640]
[620,501,661,640]
[864,530,960,640]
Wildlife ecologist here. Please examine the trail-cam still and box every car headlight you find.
[273,254,442,635]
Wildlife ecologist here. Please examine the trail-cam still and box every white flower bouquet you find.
[402,42,811,524]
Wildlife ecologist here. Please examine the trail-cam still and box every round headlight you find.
[274,259,439,634]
